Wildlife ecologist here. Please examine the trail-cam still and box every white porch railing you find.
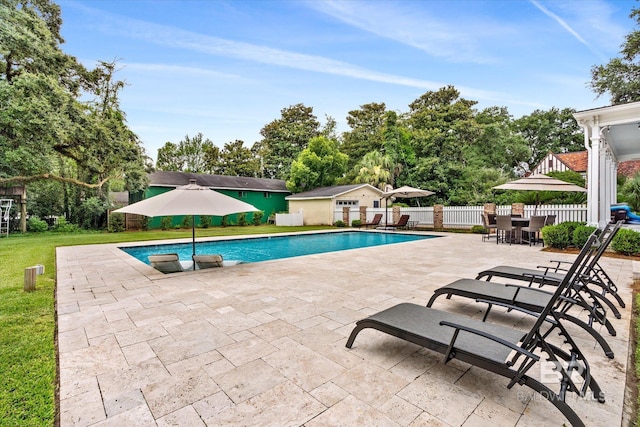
[334,204,587,228]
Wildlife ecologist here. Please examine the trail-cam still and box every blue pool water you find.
[120,231,436,265]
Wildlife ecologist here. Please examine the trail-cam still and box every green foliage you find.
[471,225,486,234]
[252,211,264,225]
[200,215,211,229]
[76,197,106,229]
[219,140,261,177]
[341,102,387,170]
[259,103,321,179]
[53,217,79,233]
[286,136,348,193]
[334,220,345,227]
[181,215,192,229]
[619,172,640,212]
[541,224,571,249]
[590,6,640,104]
[160,216,173,230]
[27,216,48,232]
[612,228,640,255]
[140,216,150,231]
[352,150,394,190]
[237,212,248,226]
[221,215,229,227]
[351,219,362,227]
[108,213,125,233]
[572,225,597,248]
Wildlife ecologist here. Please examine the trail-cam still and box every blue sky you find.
[58,0,636,162]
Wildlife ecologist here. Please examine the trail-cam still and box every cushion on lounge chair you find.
[193,254,224,269]
[149,253,184,273]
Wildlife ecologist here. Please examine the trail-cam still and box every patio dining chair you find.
[496,215,514,244]
[545,214,556,226]
[482,213,497,242]
[521,215,546,246]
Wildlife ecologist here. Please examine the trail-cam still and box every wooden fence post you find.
[24,266,37,292]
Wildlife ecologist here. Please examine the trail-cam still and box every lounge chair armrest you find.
[438,320,540,363]
[522,272,558,287]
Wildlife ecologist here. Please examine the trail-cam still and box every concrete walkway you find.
[56,231,635,426]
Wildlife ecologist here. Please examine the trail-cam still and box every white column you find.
[583,121,599,226]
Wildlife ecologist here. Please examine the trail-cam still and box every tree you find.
[156,133,216,173]
[341,102,387,169]
[590,6,640,104]
[512,107,583,172]
[259,103,320,179]
[352,150,393,190]
[286,136,348,193]
[0,1,149,226]
[219,140,260,177]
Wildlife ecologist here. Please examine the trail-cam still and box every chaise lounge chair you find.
[387,214,410,230]
[193,254,224,269]
[359,213,383,229]
[475,221,625,314]
[149,253,184,273]
[346,233,604,427]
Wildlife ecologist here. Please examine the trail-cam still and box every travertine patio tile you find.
[263,338,345,391]
[214,358,286,403]
[157,405,205,426]
[380,395,423,426]
[333,362,410,407]
[305,395,399,427]
[218,336,277,366]
[192,391,234,420]
[103,388,147,417]
[249,318,301,342]
[59,386,106,427]
[309,381,349,407]
[55,233,633,426]
[90,404,156,426]
[209,381,325,426]
[142,369,219,418]
[397,375,483,426]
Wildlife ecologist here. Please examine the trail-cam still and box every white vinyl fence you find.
[334,204,587,228]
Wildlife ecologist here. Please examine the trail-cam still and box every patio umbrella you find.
[382,185,435,227]
[492,174,586,214]
[113,179,259,266]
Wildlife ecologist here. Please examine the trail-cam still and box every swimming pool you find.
[120,231,436,265]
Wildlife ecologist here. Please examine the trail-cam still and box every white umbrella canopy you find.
[381,185,435,227]
[382,185,435,199]
[114,179,259,263]
[492,174,586,213]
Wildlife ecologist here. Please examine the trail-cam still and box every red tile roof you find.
[555,151,588,173]
[618,160,640,178]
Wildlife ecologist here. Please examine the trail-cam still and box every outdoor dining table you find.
[510,217,530,244]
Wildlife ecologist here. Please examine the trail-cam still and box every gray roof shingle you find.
[286,184,382,199]
[149,171,289,193]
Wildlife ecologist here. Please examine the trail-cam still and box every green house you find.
[130,171,290,229]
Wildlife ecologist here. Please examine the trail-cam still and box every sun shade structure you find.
[382,185,434,227]
[493,174,586,213]
[113,179,259,266]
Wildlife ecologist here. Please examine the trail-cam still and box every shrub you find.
[53,217,80,233]
[334,220,345,227]
[140,216,150,231]
[541,224,571,249]
[27,216,48,232]
[470,225,486,234]
[554,221,585,245]
[181,215,193,229]
[221,215,229,227]
[611,228,640,255]
[160,216,173,230]
[108,213,125,233]
[252,211,264,225]
[237,212,248,226]
[572,225,597,248]
[200,215,211,229]
[351,219,362,227]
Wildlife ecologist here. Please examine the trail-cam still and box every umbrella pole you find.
[192,215,196,270]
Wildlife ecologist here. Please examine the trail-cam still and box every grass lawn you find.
[0,225,331,426]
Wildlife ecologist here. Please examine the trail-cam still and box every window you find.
[238,191,247,198]
[373,200,379,208]
[263,192,271,198]
[336,200,358,207]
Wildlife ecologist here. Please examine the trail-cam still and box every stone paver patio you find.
[56,231,635,426]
